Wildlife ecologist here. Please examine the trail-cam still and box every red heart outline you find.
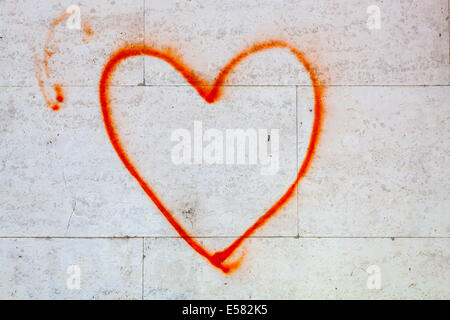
[99,40,323,273]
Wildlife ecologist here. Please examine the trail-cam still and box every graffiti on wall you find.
[35,10,324,274]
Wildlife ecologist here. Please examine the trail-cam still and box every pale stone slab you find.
[0,238,142,299]
[144,0,448,85]
[0,0,144,86]
[0,0,448,300]
[297,86,450,236]
[0,85,298,237]
[0,86,173,237]
[109,85,298,237]
[143,237,449,299]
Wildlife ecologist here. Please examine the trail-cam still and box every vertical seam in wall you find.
[447,0,450,70]
[142,0,146,298]
[141,237,145,300]
[295,85,299,237]
[143,0,146,85]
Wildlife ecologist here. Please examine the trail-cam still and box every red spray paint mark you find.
[35,11,94,110]
[82,22,94,43]
[54,84,64,103]
[98,41,324,273]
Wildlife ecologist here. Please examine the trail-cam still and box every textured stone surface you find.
[0,238,142,299]
[144,0,448,85]
[0,85,298,237]
[0,86,172,237]
[0,0,144,86]
[297,86,450,236]
[109,85,298,237]
[143,237,449,299]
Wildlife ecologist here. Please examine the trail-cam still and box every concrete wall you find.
[0,0,448,299]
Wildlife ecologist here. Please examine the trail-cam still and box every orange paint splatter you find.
[82,22,94,43]
[36,11,94,110]
[54,85,64,103]
[99,41,324,273]
[43,11,70,78]
[83,23,94,37]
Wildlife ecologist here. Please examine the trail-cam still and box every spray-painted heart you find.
[99,40,323,273]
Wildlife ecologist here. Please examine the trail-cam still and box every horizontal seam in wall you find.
[0,236,448,239]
